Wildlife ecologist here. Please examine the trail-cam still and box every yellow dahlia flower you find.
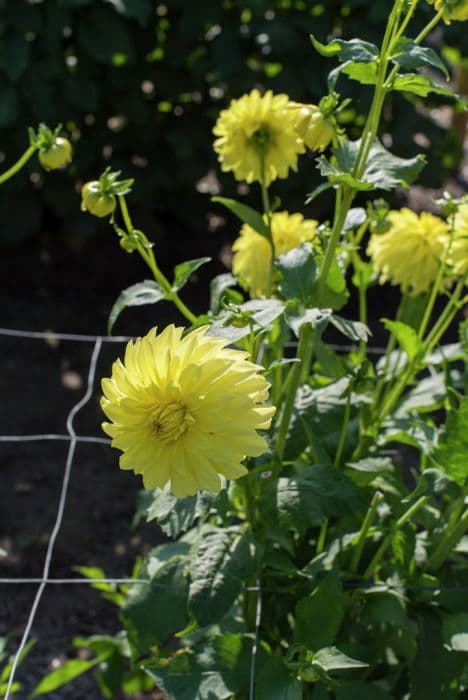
[450,203,468,277]
[426,0,468,22]
[213,89,305,185]
[232,211,319,298]
[290,102,334,152]
[101,325,275,498]
[367,209,449,295]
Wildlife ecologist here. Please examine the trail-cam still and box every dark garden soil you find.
[0,170,466,699]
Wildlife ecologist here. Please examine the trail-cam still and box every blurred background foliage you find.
[0,0,466,248]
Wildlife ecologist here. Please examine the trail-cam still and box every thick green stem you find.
[118,196,197,324]
[426,508,468,573]
[276,323,313,459]
[363,496,429,579]
[0,145,37,185]
[316,188,352,305]
[334,390,352,468]
[316,519,328,555]
[350,492,383,574]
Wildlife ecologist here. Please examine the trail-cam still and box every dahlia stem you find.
[426,506,468,573]
[259,156,275,296]
[417,216,456,341]
[350,491,383,574]
[276,322,313,459]
[0,145,37,185]
[118,196,197,324]
[363,496,429,579]
[316,187,353,305]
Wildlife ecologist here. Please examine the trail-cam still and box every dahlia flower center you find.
[150,401,194,444]
[250,125,271,150]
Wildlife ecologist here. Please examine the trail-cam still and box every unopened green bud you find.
[38,136,73,171]
[81,181,116,218]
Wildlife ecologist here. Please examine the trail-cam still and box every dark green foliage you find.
[0,0,464,245]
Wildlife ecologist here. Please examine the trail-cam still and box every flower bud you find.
[426,0,468,22]
[291,103,333,152]
[81,181,116,218]
[38,136,73,171]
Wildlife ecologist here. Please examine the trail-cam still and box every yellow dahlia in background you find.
[232,211,319,298]
[367,209,449,295]
[290,102,334,152]
[101,325,275,498]
[213,89,305,185]
[450,202,468,276]
[426,0,468,22]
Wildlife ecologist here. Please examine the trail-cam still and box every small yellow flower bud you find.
[426,0,468,22]
[290,103,333,152]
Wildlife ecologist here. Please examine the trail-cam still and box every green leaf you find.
[276,243,317,302]
[145,634,254,700]
[432,397,468,486]
[410,611,465,699]
[188,528,255,627]
[294,572,344,651]
[336,682,394,700]
[212,196,269,238]
[256,656,303,700]
[345,457,394,486]
[107,280,165,334]
[316,155,372,191]
[146,486,214,538]
[32,657,105,696]
[121,559,189,651]
[393,73,457,99]
[210,273,239,313]
[343,207,367,231]
[207,299,284,342]
[286,306,332,338]
[305,182,335,205]
[442,612,468,652]
[382,319,423,360]
[330,314,371,342]
[340,60,378,85]
[310,35,378,63]
[403,468,452,502]
[312,647,368,672]
[173,257,211,291]
[392,37,449,80]
[263,464,363,532]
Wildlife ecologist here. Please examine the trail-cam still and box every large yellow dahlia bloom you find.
[426,0,468,22]
[232,211,319,298]
[450,203,468,277]
[101,325,275,498]
[213,89,305,185]
[367,209,449,295]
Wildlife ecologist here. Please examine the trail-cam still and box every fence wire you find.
[0,327,465,699]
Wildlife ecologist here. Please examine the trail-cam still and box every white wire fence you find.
[0,327,463,700]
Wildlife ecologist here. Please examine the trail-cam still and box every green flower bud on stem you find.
[38,136,72,171]
[80,168,133,219]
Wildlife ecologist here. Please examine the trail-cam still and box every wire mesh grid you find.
[0,326,464,699]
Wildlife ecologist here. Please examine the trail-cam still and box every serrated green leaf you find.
[212,196,269,238]
[316,154,372,191]
[311,35,378,63]
[312,647,368,672]
[392,37,449,80]
[382,319,423,360]
[442,612,468,652]
[294,572,344,651]
[147,486,213,537]
[432,397,468,485]
[173,257,211,292]
[276,243,317,302]
[207,299,284,342]
[188,528,255,626]
[305,182,335,205]
[210,273,239,313]
[393,73,457,98]
[330,314,371,342]
[286,306,332,337]
[121,560,189,651]
[256,656,303,700]
[145,634,254,700]
[107,280,165,334]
